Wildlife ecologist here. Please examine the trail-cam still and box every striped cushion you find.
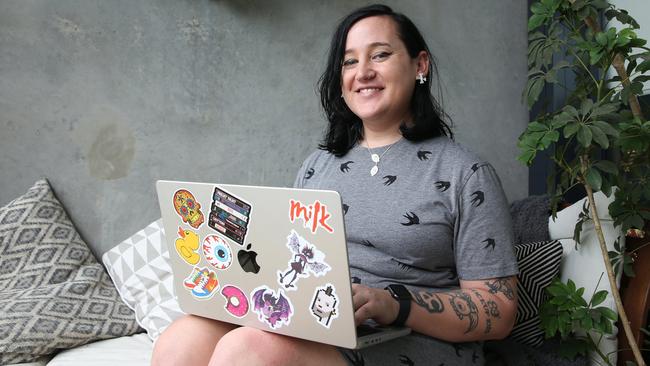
[509,240,563,346]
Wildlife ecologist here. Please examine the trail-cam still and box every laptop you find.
[156,180,410,349]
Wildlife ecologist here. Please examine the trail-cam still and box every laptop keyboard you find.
[356,324,383,337]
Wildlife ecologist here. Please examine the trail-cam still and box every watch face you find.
[389,285,411,300]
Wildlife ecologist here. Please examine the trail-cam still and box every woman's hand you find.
[351,284,399,326]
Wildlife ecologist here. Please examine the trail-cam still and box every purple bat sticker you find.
[250,286,293,329]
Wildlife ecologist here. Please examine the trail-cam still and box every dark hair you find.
[317,4,452,157]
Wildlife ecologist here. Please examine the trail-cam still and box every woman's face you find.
[341,16,427,128]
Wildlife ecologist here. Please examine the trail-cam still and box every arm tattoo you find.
[471,289,500,334]
[412,291,445,313]
[485,278,515,300]
[448,291,479,333]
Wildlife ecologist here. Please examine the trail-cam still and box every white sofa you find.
[10,192,625,366]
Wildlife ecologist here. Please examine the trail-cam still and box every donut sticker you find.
[175,227,200,265]
[310,284,339,328]
[203,234,233,270]
[183,267,219,299]
[173,189,205,229]
[221,285,249,318]
[278,230,330,291]
[250,286,293,329]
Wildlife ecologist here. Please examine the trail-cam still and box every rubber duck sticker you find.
[310,284,339,328]
[173,189,205,229]
[278,230,330,291]
[183,267,219,299]
[202,234,233,270]
[221,285,249,318]
[251,286,293,329]
[175,227,200,265]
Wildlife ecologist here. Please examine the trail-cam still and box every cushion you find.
[549,191,621,365]
[47,333,153,366]
[0,179,142,365]
[509,239,563,347]
[102,219,184,341]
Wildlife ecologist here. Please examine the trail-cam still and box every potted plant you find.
[520,0,650,364]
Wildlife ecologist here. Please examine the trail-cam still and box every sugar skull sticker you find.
[278,230,330,291]
[203,234,233,270]
[175,227,200,265]
[183,267,219,299]
[221,285,249,318]
[310,284,339,328]
[250,286,293,329]
[173,189,205,229]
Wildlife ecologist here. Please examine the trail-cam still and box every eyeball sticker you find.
[221,285,249,318]
[310,284,339,328]
[250,286,293,329]
[278,230,330,291]
[175,227,200,265]
[203,234,233,270]
[173,189,205,229]
[183,267,219,299]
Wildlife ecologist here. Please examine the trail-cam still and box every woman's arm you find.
[352,276,518,342]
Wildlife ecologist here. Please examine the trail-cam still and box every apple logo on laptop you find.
[238,243,260,274]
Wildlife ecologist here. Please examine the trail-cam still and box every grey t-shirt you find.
[294,136,518,292]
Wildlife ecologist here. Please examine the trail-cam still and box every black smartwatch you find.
[385,284,412,327]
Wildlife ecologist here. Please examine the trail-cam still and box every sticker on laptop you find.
[183,266,219,299]
[209,187,252,246]
[175,227,201,265]
[221,285,249,318]
[203,234,233,270]
[289,199,334,234]
[310,284,339,328]
[278,230,330,291]
[173,189,205,229]
[250,286,293,329]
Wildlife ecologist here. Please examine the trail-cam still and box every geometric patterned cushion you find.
[0,179,142,365]
[509,239,563,347]
[102,219,184,341]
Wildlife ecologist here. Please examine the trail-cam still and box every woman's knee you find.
[212,327,298,365]
[152,315,236,366]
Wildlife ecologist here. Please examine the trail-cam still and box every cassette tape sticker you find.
[183,266,219,299]
[250,286,293,329]
[310,284,339,328]
[209,187,252,246]
[278,230,330,291]
[175,227,201,265]
[173,189,205,229]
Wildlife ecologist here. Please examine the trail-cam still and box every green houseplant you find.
[520,0,650,364]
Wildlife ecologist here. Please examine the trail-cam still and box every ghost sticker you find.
[175,227,200,265]
[250,286,293,329]
[183,267,219,299]
[173,189,205,229]
[221,285,249,318]
[310,284,339,328]
[278,230,330,291]
[203,234,233,270]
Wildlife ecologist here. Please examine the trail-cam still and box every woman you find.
[152,4,518,366]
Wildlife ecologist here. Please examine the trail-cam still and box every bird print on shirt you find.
[435,181,450,192]
[470,191,485,207]
[383,175,397,186]
[401,212,420,226]
[304,168,314,180]
[417,150,432,161]
[340,161,354,173]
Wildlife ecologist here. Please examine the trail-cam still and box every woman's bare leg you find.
[211,326,346,366]
[151,315,238,366]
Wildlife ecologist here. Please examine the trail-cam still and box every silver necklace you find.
[364,139,399,176]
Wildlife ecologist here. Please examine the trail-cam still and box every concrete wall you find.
[0,0,528,257]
